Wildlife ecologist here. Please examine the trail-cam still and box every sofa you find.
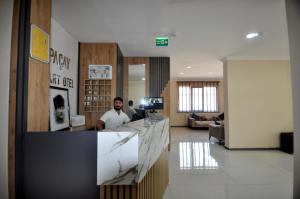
[187,113,221,129]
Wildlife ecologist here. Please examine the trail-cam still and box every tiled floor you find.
[163,127,293,199]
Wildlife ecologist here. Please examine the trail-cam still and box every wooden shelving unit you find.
[79,43,124,128]
[84,79,112,114]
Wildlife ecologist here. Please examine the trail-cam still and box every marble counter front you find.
[97,117,169,185]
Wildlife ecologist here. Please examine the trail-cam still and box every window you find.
[178,81,219,112]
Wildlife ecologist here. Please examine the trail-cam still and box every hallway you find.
[164,127,293,199]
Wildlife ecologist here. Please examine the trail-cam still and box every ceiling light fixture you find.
[186,66,192,69]
[179,72,184,75]
[142,77,145,81]
[246,32,261,39]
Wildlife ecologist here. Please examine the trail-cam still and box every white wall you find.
[286,1,300,198]
[0,0,13,198]
[128,81,145,107]
[50,18,78,116]
[224,60,293,148]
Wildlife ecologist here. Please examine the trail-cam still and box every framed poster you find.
[49,86,70,131]
[88,65,112,79]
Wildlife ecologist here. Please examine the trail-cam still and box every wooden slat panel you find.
[131,185,137,199]
[27,0,51,131]
[113,186,118,199]
[136,148,169,199]
[125,186,130,199]
[142,176,145,199]
[145,62,150,97]
[106,186,111,199]
[119,186,124,199]
[100,186,105,199]
[150,168,153,199]
[149,57,170,97]
[137,183,141,199]
[147,172,149,199]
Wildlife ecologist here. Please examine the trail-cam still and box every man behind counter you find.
[96,97,130,130]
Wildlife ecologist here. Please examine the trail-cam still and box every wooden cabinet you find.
[82,79,112,129]
[84,79,111,113]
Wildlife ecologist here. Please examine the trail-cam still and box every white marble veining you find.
[97,132,138,185]
[97,118,169,185]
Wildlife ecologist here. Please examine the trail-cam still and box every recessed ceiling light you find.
[209,72,213,75]
[186,66,192,69]
[142,77,145,81]
[179,72,184,75]
[246,32,261,39]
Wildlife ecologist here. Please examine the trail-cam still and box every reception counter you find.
[23,118,169,199]
[97,117,169,198]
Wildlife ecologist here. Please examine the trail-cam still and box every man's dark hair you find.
[128,100,133,106]
[114,97,123,103]
[53,95,64,109]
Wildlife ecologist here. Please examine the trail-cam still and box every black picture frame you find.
[49,86,70,131]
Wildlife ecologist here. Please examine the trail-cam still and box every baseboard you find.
[170,126,209,130]
[189,126,209,130]
[224,146,280,150]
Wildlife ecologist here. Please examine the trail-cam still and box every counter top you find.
[97,117,169,185]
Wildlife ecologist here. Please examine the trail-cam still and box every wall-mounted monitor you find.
[143,97,164,110]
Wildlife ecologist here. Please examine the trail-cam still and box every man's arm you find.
[97,111,110,130]
[96,119,105,130]
[124,114,130,124]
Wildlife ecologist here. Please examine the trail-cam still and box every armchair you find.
[208,122,224,143]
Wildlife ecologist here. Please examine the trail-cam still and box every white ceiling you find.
[52,0,290,80]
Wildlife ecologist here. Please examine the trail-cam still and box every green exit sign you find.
[156,37,168,46]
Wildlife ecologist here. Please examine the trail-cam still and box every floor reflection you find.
[179,142,218,170]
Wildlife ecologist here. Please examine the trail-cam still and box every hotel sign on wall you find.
[30,24,50,63]
[50,48,73,89]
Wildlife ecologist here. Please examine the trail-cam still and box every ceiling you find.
[52,0,290,80]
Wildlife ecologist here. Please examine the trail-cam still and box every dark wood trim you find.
[8,0,21,198]
[14,0,31,198]
[224,146,280,150]
[123,58,129,112]
[77,42,81,115]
